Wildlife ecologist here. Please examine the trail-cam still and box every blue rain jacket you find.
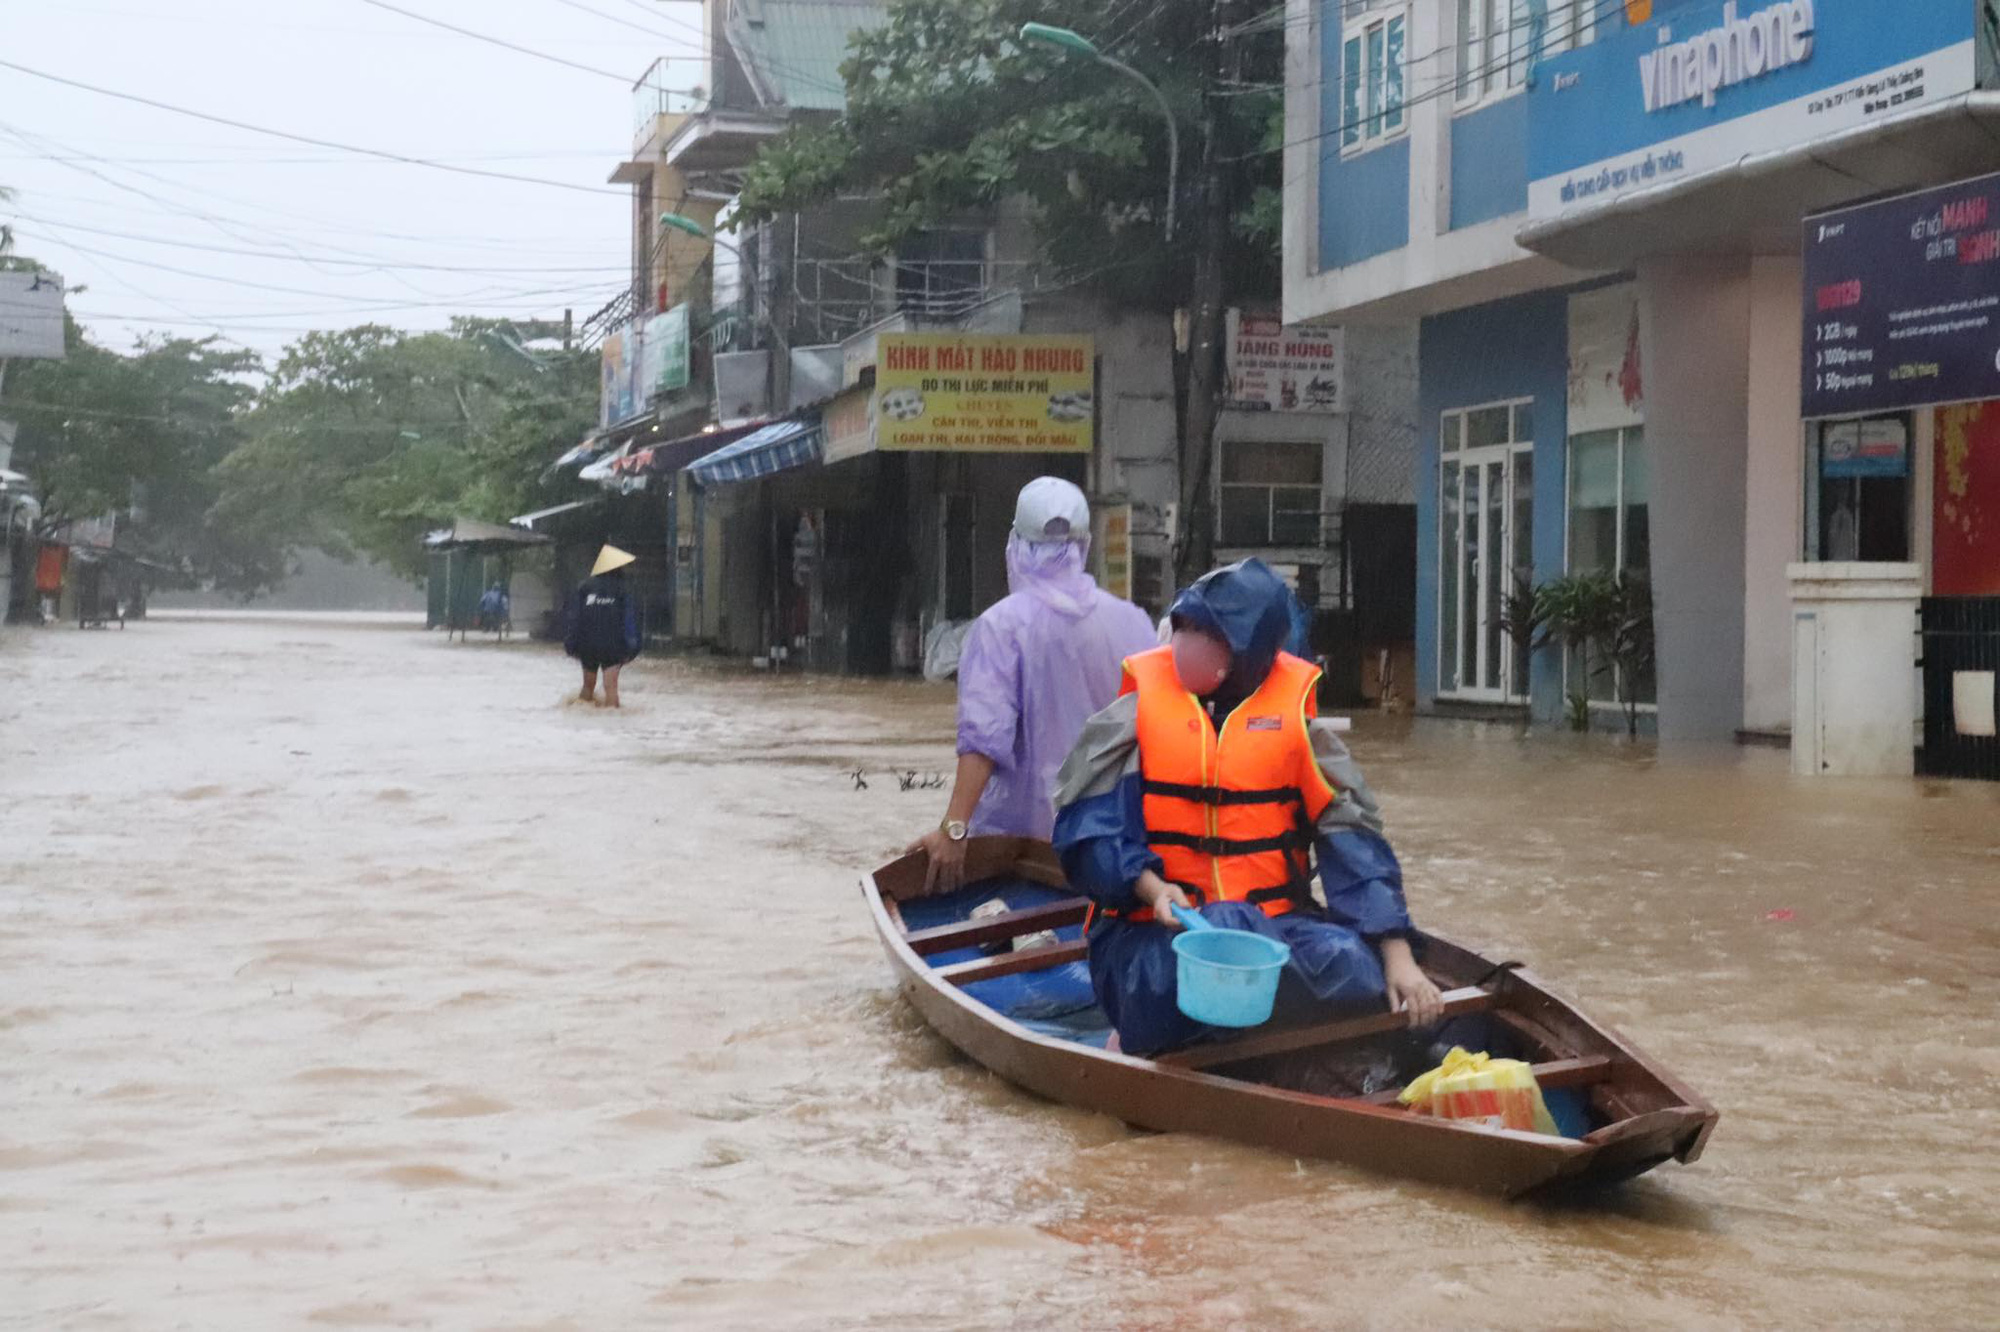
[1049,557,1414,1054]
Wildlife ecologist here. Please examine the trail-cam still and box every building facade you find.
[1287,0,2000,759]
[553,0,1419,685]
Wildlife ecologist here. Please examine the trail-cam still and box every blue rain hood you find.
[1167,558,1297,695]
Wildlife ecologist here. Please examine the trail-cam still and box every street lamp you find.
[1019,22,1178,241]
[659,212,741,255]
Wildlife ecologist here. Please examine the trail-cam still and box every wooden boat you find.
[865,837,1718,1198]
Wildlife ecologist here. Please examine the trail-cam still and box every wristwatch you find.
[941,819,969,842]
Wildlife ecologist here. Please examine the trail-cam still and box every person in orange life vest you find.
[1050,558,1442,1055]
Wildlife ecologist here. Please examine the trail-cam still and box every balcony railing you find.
[790,258,1044,344]
[632,55,709,141]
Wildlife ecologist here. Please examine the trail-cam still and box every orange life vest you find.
[1115,645,1336,923]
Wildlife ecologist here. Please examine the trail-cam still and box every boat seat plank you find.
[1350,1054,1618,1106]
[1158,986,1496,1072]
[904,901,1090,957]
[934,940,1088,986]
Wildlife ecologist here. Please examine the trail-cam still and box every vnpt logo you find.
[1626,0,1652,20]
[1639,0,1815,113]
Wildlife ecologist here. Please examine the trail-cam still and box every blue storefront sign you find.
[1802,172,2000,418]
[1528,0,1976,224]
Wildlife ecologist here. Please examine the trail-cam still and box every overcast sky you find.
[1,0,703,361]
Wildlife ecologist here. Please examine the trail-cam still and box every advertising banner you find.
[1225,312,1342,413]
[1095,504,1133,600]
[1801,171,2000,417]
[1934,402,2000,596]
[821,384,877,464]
[1529,1,1975,225]
[1567,284,1645,433]
[875,333,1093,453]
[599,331,626,427]
[645,304,690,395]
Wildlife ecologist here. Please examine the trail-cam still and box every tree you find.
[732,0,1282,583]
[215,319,595,582]
[1,307,264,581]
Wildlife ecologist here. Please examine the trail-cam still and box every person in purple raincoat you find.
[907,478,1157,891]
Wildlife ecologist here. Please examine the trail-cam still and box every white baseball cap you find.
[1013,476,1090,543]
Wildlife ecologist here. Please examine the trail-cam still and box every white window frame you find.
[1562,424,1656,713]
[1339,4,1409,156]
[1437,398,1535,702]
[1455,0,1598,115]
[1215,438,1326,547]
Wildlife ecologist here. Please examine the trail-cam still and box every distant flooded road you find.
[3,616,1996,1329]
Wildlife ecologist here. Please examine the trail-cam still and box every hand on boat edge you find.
[1381,938,1444,1027]
[906,828,968,895]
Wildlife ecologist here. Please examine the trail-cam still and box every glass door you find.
[1439,443,1532,701]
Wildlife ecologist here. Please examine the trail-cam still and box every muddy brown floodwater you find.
[2,615,1997,1330]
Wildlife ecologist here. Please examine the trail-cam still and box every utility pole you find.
[1174,0,1240,587]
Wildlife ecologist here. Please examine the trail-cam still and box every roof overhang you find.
[1517,93,2000,270]
[608,159,654,185]
[662,111,787,174]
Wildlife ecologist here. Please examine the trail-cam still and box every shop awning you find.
[629,418,774,478]
[422,518,552,553]
[687,417,822,486]
[511,499,605,531]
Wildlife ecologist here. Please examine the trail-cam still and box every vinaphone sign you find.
[1638,0,1814,114]
[1528,0,1974,224]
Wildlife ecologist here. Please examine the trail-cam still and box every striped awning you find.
[686,417,822,486]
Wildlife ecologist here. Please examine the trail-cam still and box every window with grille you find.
[1219,440,1324,546]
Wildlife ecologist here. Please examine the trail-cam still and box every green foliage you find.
[1,263,596,595]
[1532,571,1656,736]
[732,0,1284,308]
[218,319,596,582]
[1492,569,1547,705]
[3,311,265,585]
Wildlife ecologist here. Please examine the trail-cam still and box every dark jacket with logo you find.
[564,572,641,667]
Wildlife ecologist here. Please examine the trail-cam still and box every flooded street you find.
[3,616,1997,1330]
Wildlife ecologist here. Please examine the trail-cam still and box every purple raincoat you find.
[957,535,1157,840]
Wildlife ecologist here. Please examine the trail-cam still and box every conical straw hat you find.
[591,544,637,576]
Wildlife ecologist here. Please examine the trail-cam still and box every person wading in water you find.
[565,544,641,707]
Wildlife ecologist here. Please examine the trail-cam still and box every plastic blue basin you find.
[1171,925,1291,1028]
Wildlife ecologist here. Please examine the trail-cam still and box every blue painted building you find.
[1284,0,1996,747]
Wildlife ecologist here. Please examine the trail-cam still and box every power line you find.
[545,0,851,100]
[5,213,634,275]
[353,0,680,86]
[0,149,621,165]
[7,184,622,259]
[0,123,623,267]
[1229,0,1628,161]
[0,57,629,197]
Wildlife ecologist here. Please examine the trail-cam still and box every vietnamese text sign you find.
[875,333,1093,453]
[1225,312,1341,413]
[1095,504,1133,600]
[1802,172,2000,417]
[1530,1,1974,224]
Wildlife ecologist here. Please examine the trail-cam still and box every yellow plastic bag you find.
[1397,1046,1560,1135]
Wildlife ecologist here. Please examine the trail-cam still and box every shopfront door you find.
[1439,442,1532,702]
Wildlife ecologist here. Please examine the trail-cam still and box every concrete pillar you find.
[1637,256,1752,742]
[1742,255,1805,734]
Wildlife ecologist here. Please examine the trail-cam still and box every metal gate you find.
[1917,597,2000,781]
